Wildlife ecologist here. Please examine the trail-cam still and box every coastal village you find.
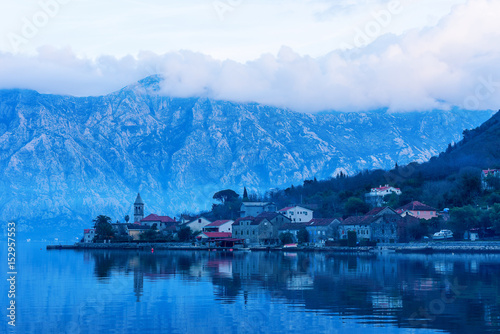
[81,171,500,248]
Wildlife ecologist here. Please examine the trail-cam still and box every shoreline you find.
[46,241,500,254]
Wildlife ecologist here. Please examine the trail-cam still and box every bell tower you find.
[134,193,144,223]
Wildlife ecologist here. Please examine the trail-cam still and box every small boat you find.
[433,229,453,240]
[283,243,298,249]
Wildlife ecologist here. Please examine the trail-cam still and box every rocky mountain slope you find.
[0,75,494,237]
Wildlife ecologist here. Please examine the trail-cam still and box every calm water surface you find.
[2,243,500,334]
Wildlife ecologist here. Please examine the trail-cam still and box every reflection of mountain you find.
[86,250,500,333]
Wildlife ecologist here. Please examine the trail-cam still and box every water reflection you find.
[84,250,500,333]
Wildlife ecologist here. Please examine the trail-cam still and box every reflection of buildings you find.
[86,250,500,334]
[133,268,144,302]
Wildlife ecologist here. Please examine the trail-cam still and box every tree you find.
[344,197,369,216]
[347,230,357,247]
[297,228,309,244]
[242,187,249,202]
[177,227,192,242]
[93,215,115,241]
[279,232,294,245]
[489,204,500,233]
[448,206,479,238]
[213,189,239,204]
[140,229,158,241]
[124,215,130,224]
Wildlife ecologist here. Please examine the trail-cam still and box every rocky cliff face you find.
[0,75,494,237]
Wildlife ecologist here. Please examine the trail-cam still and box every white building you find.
[183,216,212,232]
[83,229,95,243]
[278,206,313,223]
[203,220,234,233]
[365,184,402,207]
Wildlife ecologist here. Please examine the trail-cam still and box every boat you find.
[283,243,298,249]
[432,229,453,240]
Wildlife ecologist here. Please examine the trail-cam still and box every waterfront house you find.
[255,212,290,232]
[365,184,401,207]
[278,205,313,223]
[203,220,234,233]
[141,213,176,230]
[232,216,277,245]
[239,202,277,217]
[396,201,438,220]
[83,229,95,243]
[278,222,307,242]
[339,216,373,240]
[127,224,151,240]
[305,218,342,243]
[340,206,421,243]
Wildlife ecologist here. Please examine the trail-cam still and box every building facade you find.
[396,201,438,220]
[232,216,276,245]
[278,206,313,223]
[239,202,277,217]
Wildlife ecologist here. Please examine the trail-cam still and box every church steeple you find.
[134,193,144,223]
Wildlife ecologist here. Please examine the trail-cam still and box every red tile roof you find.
[206,220,232,227]
[307,218,341,226]
[233,216,271,226]
[256,212,282,220]
[396,201,437,213]
[483,169,500,176]
[341,215,376,226]
[199,232,232,239]
[278,206,294,212]
[84,229,95,233]
[141,213,175,223]
[365,207,396,216]
[372,185,400,191]
[233,217,254,226]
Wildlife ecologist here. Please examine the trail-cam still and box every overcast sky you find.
[0,0,499,112]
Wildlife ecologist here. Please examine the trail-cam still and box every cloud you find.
[0,0,498,112]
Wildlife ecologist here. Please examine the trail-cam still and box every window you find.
[305,212,308,215]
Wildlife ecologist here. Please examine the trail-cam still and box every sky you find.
[0,0,499,112]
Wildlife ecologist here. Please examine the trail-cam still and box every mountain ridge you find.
[0,76,495,238]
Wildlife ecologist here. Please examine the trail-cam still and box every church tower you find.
[134,193,144,223]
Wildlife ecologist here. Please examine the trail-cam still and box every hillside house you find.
[278,205,313,223]
[482,169,500,190]
[239,202,277,217]
[396,201,438,220]
[203,220,234,233]
[365,185,402,207]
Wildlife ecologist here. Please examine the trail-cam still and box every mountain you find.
[422,109,500,176]
[0,75,494,238]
